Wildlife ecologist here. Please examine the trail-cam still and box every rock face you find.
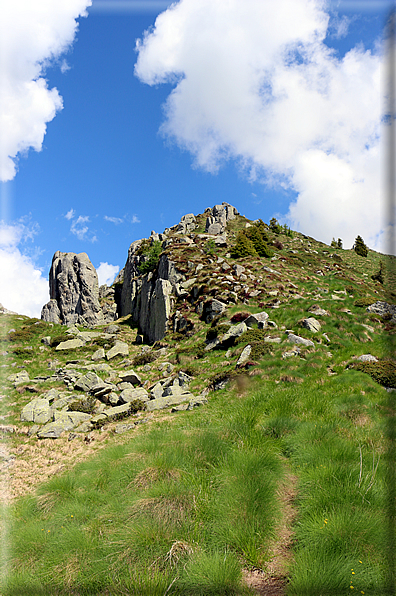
[205,203,238,235]
[41,252,104,327]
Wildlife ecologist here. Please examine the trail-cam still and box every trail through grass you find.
[3,367,389,596]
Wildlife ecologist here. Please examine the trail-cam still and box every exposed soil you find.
[243,470,298,595]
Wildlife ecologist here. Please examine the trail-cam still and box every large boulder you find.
[41,251,104,327]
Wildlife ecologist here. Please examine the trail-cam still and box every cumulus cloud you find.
[104,215,124,224]
[0,221,49,317]
[135,0,386,250]
[96,262,120,286]
[0,0,91,181]
[70,215,96,241]
[131,215,140,224]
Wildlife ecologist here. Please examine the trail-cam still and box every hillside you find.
[0,204,394,595]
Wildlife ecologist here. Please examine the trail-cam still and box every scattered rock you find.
[237,345,252,366]
[20,398,52,424]
[56,338,85,351]
[118,370,142,386]
[287,334,314,347]
[106,341,129,360]
[302,318,321,333]
[245,312,269,328]
[357,354,378,363]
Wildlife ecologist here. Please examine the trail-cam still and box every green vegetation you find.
[2,207,395,596]
[354,235,368,258]
[137,240,163,274]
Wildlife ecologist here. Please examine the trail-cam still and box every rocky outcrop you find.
[205,203,238,235]
[41,252,104,327]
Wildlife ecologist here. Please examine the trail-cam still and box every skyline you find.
[0,0,393,317]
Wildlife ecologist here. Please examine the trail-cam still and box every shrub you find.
[137,241,163,274]
[354,297,375,308]
[245,225,273,257]
[273,239,284,250]
[204,239,216,255]
[230,312,251,323]
[353,235,368,257]
[269,217,282,234]
[132,351,158,366]
[236,329,267,344]
[206,324,230,341]
[230,231,257,259]
[351,360,396,388]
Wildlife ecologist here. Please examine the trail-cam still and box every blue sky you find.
[0,0,393,316]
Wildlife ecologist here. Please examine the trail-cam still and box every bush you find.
[273,239,284,250]
[354,297,375,308]
[206,324,231,341]
[245,225,273,257]
[351,360,396,388]
[230,312,251,323]
[230,231,257,259]
[137,241,163,274]
[68,396,96,414]
[353,235,368,258]
[236,329,267,344]
[269,217,282,234]
[132,351,158,366]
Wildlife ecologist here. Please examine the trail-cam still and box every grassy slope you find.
[0,217,394,595]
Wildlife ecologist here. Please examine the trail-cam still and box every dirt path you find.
[243,470,298,595]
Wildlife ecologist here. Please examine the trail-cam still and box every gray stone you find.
[92,348,105,361]
[74,372,102,392]
[115,423,135,434]
[106,341,129,360]
[202,299,227,324]
[118,370,142,386]
[287,334,314,347]
[74,421,93,433]
[37,422,68,439]
[41,336,51,346]
[367,301,396,320]
[102,403,134,421]
[264,337,282,343]
[178,371,192,386]
[206,222,224,235]
[20,398,52,424]
[7,371,30,385]
[245,312,269,328]
[119,387,149,404]
[237,345,252,366]
[27,424,40,437]
[219,322,247,345]
[41,251,104,327]
[56,338,86,351]
[233,264,245,277]
[41,299,61,324]
[309,305,329,316]
[187,396,208,410]
[302,318,321,333]
[108,392,119,406]
[357,354,378,363]
[104,325,119,334]
[146,393,193,411]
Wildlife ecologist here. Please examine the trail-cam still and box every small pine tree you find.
[269,217,282,234]
[245,226,273,258]
[231,231,258,258]
[137,240,163,274]
[331,238,337,249]
[337,238,343,249]
[354,235,368,258]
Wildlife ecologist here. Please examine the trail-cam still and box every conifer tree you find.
[230,231,257,258]
[354,235,368,257]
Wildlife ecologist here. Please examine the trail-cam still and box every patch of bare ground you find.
[243,470,298,596]
[7,412,171,500]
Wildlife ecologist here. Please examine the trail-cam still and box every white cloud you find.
[65,208,75,220]
[70,215,91,241]
[96,262,120,286]
[0,221,49,317]
[0,0,92,181]
[104,215,124,224]
[135,0,386,251]
[131,215,140,224]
